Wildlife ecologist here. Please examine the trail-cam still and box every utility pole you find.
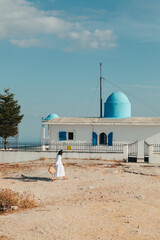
[100,62,103,118]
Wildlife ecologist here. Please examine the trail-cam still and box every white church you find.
[42,91,160,163]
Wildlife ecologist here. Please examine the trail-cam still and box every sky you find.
[1,0,160,141]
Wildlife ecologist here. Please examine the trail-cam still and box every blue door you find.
[108,132,113,146]
[92,132,98,146]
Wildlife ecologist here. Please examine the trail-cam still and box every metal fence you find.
[0,141,43,151]
[153,144,160,153]
[0,140,124,153]
[48,142,124,153]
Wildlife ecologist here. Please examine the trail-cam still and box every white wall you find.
[49,124,160,143]
[49,125,93,143]
[0,147,160,164]
[48,124,160,158]
[149,153,160,163]
[0,150,127,164]
[0,151,56,164]
[146,132,160,143]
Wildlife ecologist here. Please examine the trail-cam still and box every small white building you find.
[42,92,160,163]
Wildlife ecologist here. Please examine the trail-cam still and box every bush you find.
[0,188,36,210]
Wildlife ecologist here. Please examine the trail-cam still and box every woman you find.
[51,150,67,181]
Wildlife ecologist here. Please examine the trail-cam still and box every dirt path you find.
[0,159,160,240]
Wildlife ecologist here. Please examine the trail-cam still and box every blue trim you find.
[92,132,98,146]
[108,132,113,146]
[59,131,66,141]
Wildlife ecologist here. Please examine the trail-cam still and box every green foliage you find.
[0,89,23,147]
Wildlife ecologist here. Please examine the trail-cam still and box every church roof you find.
[44,113,59,121]
[106,92,130,103]
[104,92,131,118]
[42,117,160,126]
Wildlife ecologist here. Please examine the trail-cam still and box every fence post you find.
[42,124,46,151]
[123,144,128,162]
[148,145,153,163]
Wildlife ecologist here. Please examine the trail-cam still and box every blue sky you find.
[1,0,160,141]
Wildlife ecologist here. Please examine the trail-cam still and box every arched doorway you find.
[99,133,107,145]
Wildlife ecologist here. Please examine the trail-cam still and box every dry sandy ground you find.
[0,158,160,240]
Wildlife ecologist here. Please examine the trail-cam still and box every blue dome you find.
[104,92,131,118]
[44,113,59,121]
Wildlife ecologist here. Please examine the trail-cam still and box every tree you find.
[0,89,24,150]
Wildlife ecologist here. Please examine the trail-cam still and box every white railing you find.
[128,141,138,157]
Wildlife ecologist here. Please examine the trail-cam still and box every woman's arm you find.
[55,155,61,166]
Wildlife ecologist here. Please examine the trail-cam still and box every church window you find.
[99,133,107,145]
[68,132,74,140]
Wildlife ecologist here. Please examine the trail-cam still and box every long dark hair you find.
[58,150,63,155]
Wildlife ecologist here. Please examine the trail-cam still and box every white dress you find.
[53,154,65,177]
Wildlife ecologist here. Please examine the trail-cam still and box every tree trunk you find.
[4,137,7,150]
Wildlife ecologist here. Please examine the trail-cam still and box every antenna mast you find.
[100,62,103,117]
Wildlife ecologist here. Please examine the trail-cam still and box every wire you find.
[63,77,99,116]
[103,77,160,115]
[85,80,99,117]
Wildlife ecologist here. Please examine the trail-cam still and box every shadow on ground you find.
[4,174,52,182]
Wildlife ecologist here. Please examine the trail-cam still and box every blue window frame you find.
[92,132,98,146]
[108,132,113,146]
[59,131,66,141]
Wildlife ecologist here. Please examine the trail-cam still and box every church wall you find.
[107,125,160,143]
[46,123,160,160]
[48,124,160,144]
[48,125,93,143]
[48,124,160,159]
[145,131,160,143]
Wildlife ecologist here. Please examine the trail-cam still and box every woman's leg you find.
[63,176,68,180]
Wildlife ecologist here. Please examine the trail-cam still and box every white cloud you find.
[10,38,42,47]
[0,0,117,50]
[69,29,117,50]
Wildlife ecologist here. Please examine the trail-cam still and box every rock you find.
[101,165,111,168]
[135,195,145,200]
[11,206,19,210]
[79,186,94,190]
[88,186,94,190]
[84,186,94,190]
